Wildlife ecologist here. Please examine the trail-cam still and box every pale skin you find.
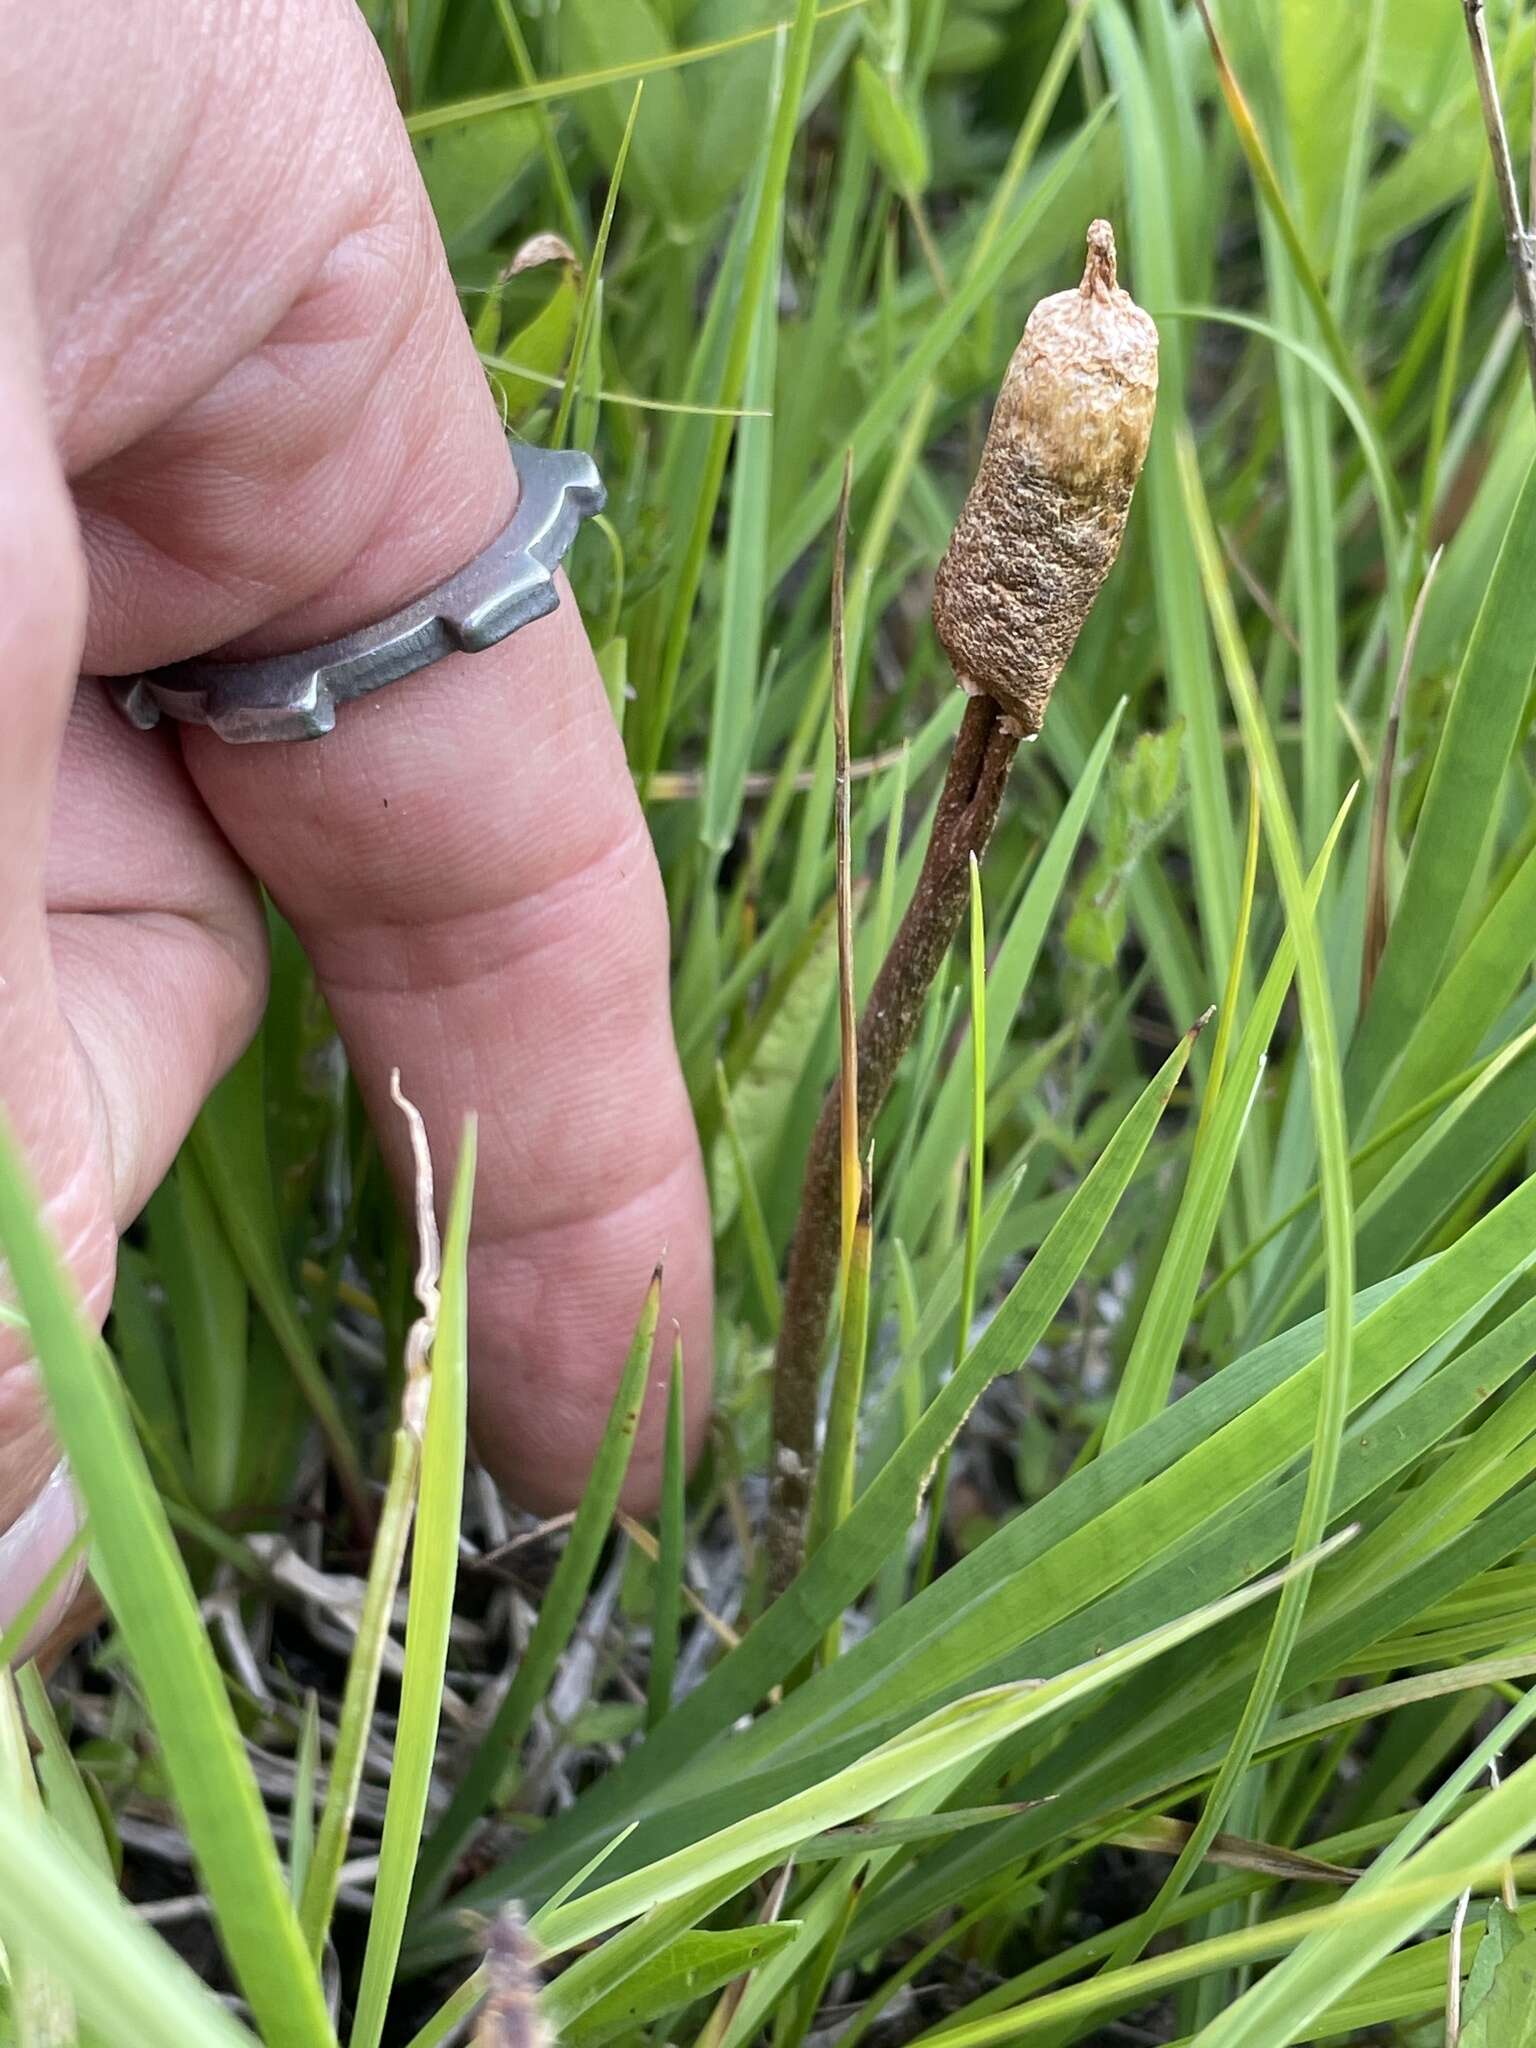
[0,2,713,1647]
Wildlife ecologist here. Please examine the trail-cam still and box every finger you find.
[44,13,713,1512]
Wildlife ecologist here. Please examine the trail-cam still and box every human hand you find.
[0,1,712,1650]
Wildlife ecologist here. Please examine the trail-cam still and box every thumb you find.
[0,231,100,1643]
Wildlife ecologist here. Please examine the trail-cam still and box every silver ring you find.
[106,437,605,743]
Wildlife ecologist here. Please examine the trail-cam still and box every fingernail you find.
[0,1459,86,1664]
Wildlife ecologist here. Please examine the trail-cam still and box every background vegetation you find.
[7,0,1536,2041]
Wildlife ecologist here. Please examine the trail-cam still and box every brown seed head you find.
[932,219,1159,734]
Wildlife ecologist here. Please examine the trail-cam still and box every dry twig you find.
[1461,0,1536,400]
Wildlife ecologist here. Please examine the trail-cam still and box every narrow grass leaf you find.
[1106,789,1353,1447]
[404,3,866,136]
[915,855,987,1591]
[190,1051,370,1529]
[1350,454,1536,1119]
[300,1422,422,1956]
[551,83,638,449]
[647,1336,687,1730]
[0,1109,334,2048]
[1123,429,1355,1962]
[1197,1755,1536,2045]
[0,1795,259,2048]
[414,1263,663,1906]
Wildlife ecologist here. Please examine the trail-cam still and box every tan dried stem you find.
[389,1068,441,1440]
[1461,0,1536,402]
[766,695,1020,1597]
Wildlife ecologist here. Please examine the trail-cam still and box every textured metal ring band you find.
[107,437,606,744]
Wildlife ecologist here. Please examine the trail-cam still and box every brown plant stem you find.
[765,694,1021,1598]
[1462,0,1536,403]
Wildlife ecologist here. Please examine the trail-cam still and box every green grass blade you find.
[768,105,1112,580]
[714,1058,784,1326]
[0,1670,75,2047]
[1349,454,1536,1121]
[348,1118,476,2048]
[551,82,638,449]
[1372,828,1536,1137]
[0,1798,257,2048]
[1105,789,1354,1448]
[569,1924,803,2047]
[893,698,1125,1248]
[914,854,987,1591]
[809,1178,873,1656]
[0,1108,335,2048]
[144,1155,246,1514]
[413,1264,663,1906]
[699,145,780,855]
[17,1666,114,1885]
[1196,1755,1536,2046]
[299,1423,421,1956]
[1097,2,1238,991]
[647,1336,687,1731]
[403,1,866,134]
[535,1536,1346,1957]
[189,1050,370,1529]
[1119,430,1356,1966]
[638,0,821,782]
[290,1690,319,1906]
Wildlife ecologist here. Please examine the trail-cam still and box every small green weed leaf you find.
[852,57,929,192]
[488,267,579,421]
[556,0,692,225]
[567,1924,802,2046]
[1463,1899,1527,2022]
[710,906,840,1235]
[413,109,541,253]
[1066,713,1193,952]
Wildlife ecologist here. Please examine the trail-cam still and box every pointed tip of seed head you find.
[1081,218,1118,296]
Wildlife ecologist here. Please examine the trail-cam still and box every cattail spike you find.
[932,219,1158,735]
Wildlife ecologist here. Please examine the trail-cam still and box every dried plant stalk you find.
[766,222,1158,1598]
